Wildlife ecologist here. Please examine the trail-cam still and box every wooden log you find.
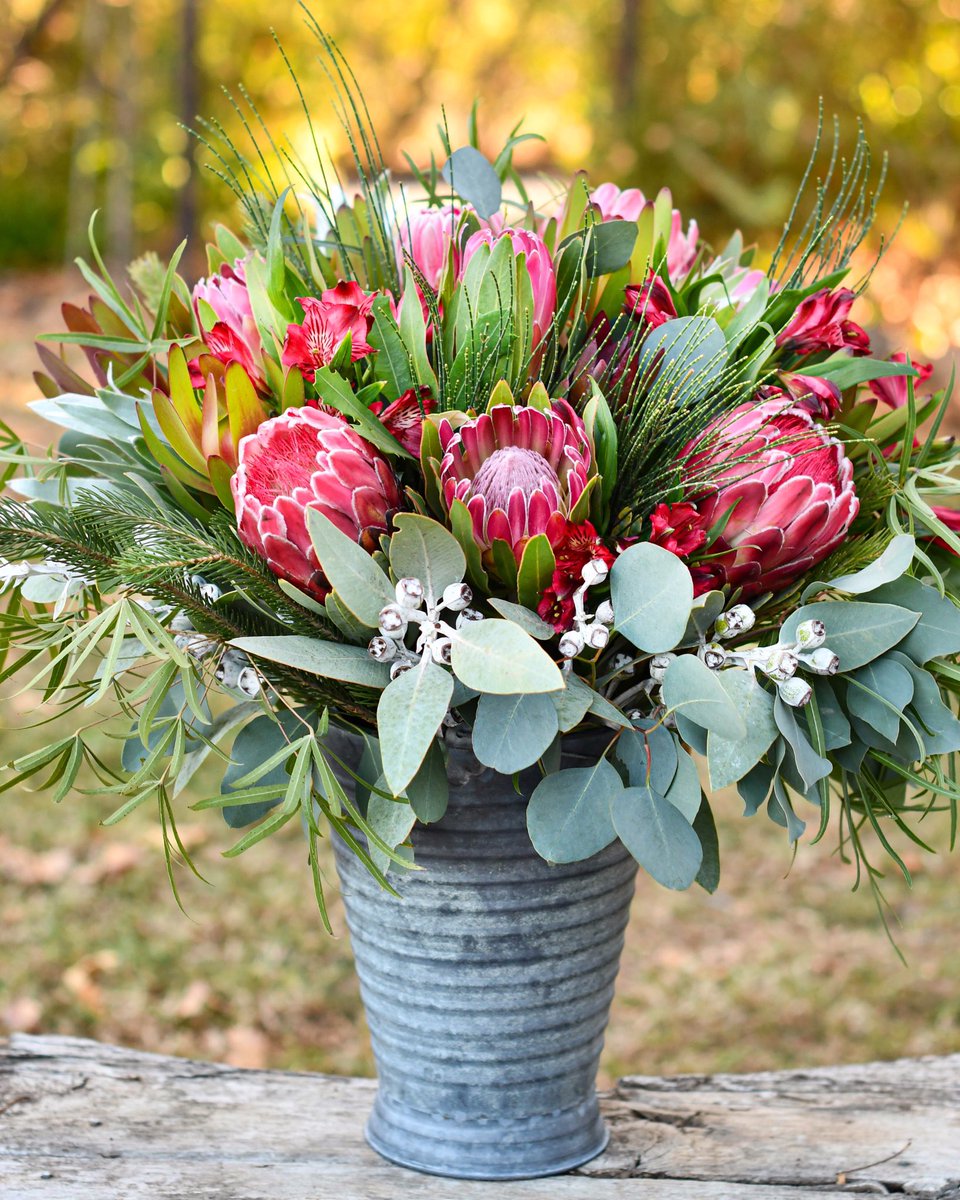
[1,1034,958,1198]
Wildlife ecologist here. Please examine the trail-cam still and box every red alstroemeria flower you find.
[776,287,870,359]
[537,520,615,632]
[369,387,437,456]
[624,272,677,330]
[781,373,843,420]
[647,502,707,559]
[868,352,934,409]
[281,283,377,382]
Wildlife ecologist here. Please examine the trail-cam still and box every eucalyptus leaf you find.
[868,576,960,664]
[390,513,466,607]
[442,146,502,219]
[615,720,678,794]
[693,795,720,893]
[610,542,694,653]
[707,670,777,790]
[307,510,395,628]
[367,789,417,876]
[488,598,554,640]
[450,619,563,695]
[472,692,559,773]
[890,652,960,755]
[553,673,594,732]
[220,709,307,829]
[635,316,728,409]
[738,762,776,817]
[773,697,831,791]
[821,534,915,596]
[848,657,914,743]
[377,657,453,795]
[664,747,702,823]
[526,759,622,863]
[230,636,390,689]
[611,784,703,890]
[812,680,852,750]
[662,656,746,740]
[779,601,919,672]
[406,741,449,823]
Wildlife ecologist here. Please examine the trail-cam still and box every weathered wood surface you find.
[0,1035,958,1199]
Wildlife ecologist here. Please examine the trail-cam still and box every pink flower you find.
[591,184,699,279]
[395,205,461,291]
[776,288,870,358]
[191,259,265,388]
[624,273,677,330]
[868,352,934,408]
[676,396,859,597]
[781,374,843,420]
[232,406,401,601]
[590,183,646,222]
[438,402,591,560]
[281,283,377,382]
[461,227,557,341]
[368,387,437,456]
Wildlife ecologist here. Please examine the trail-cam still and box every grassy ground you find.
[0,271,958,1085]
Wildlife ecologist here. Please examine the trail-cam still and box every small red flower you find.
[781,373,843,420]
[189,322,265,390]
[648,502,707,558]
[536,520,615,632]
[368,387,437,456]
[868,352,934,409]
[624,272,677,330]
[281,283,377,382]
[776,288,870,359]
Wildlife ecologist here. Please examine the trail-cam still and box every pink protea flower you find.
[368,387,437,456]
[395,204,461,291]
[281,283,377,382]
[591,184,699,279]
[438,401,591,560]
[232,406,401,601]
[868,351,934,408]
[461,228,557,342]
[676,396,859,597]
[776,288,870,358]
[191,260,265,389]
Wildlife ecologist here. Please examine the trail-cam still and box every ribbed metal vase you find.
[333,738,638,1181]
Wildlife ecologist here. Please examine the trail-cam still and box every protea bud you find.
[715,604,755,640]
[232,406,401,602]
[778,677,813,707]
[378,604,409,638]
[438,401,591,562]
[395,204,461,291]
[461,227,557,341]
[441,582,473,612]
[395,578,425,609]
[699,642,726,670]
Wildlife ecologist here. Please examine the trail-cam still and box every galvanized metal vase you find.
[333,737,638,1181]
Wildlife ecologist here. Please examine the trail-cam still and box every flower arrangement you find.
[2,41,959,929]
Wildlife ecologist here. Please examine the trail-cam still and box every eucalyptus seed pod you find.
[395,577,425,609]
[455,608,484,628]
[368,636,398,663]
[715,603,755,640]
[594,599,615,626]
[379,603,409,638]
[698,642,726,670]
[649,652,676,684]
[170,613,194,633]
[778,677,813,707]
[389,660,415,680]
[802,646,840,676]
[611,653,635,675]
[762,647,799,682]
[580,558,609,587]
[441,582,473,612]
[174,632,217,660]
[431,637,453,665]
[584,623,610,650]
[559,630,585,658]
[236,666,262,698]
[215,649,248,689]
[795,618,827,650]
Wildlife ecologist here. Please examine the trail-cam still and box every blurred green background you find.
[1,0,959,1078]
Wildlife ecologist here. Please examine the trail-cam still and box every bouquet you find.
[3,43,959,929]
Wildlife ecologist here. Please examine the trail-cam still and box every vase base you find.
[364,1093,610,1181]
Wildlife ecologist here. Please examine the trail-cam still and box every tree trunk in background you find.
[177,0,202,268]
[106,1,136,270]
[65,0,105,260]
[613,0,643,121]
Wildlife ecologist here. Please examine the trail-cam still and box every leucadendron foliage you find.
[0,28,958,932]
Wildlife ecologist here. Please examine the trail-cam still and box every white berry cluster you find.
[651,606,839,708]
[368,578,480,679]
[558,559,615,662]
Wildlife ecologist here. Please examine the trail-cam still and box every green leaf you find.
[230,636,390,688]
[450,619,563,695]
[611,784,703,890]
[693,794,720,893]
[405,740,449,823]
[890,652,960,755]
[307,509,395,628]
[472,692,559,773]
[848,657,915,743]
[662,656,746,739]
[442,146,502,219]
[366,788,417,876]
[526,759,622,863]
[615,720,678,794]
[377,657,453,795]
[820,534,915,596]
[868,576,960,664]
[516,534,556,611]
[804,355,920,390]
[389,512,466,607]
[584,220,639,276]
[779,601,920,672]
[488,598,554,640]
[552,673,594,732]
[220,710,308,829]
[773,698,832,791]
[369,295,416,399]
[312,366,413,459]
[664,747,701,822]
[812,680,852,750]
[610,542,694,653]
[398,265,439,393]
[707,670,778,790]
[636,316,728,409]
